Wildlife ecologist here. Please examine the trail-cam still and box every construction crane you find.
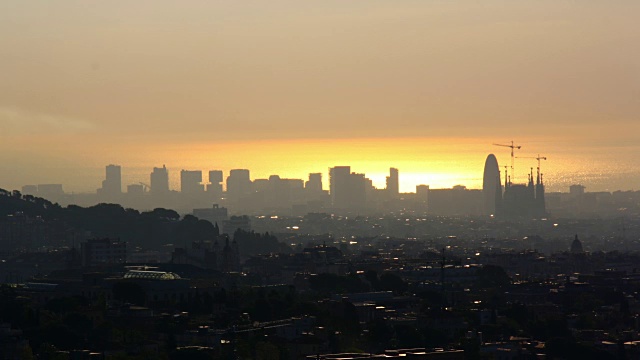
[139,182,151,193]
[502,165,509,187]
[516,154,547,183]
[493,141,521,182]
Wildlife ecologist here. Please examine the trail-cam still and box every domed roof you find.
[570,234,583,254]
[123,270,181,280]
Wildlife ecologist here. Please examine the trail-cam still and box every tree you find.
[149,208,180,221]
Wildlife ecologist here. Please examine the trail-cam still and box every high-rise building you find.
[252,178,269,192]
[226,169,252,203]
[207,170,224,199]
[306,173,323,192]
[349,172,368,209]
[386,167,399,197]
[416,184,429,201]
[150,165,170,193]
[482,154,501,215]
[329,166,368,211]
[180,170,204,194]
[305,173,325,204]
[21,185,38,196]
[330,166,351,209]
[99,164,122,196]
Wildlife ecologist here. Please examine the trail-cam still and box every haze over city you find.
[2,1,640,193]
[4,2,640,359]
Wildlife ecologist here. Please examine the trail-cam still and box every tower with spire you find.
[535,167,546,216]
[491,153,547,218]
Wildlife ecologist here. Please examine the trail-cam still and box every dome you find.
[570,234,583,254]
[123,270,181,280]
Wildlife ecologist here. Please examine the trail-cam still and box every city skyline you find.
[1,1,639,195]
[4,138,639,195]
[2,2,640,358]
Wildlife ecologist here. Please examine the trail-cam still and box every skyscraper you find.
[329,166,368,211]
[482,154,501,215]
[226,169,252,203]
[416,184,429,201]
[349,172,368,209]
[305,173,323,192]
[329,166,351,209]
[303,173,324,204]
[386,167,399,198]
[207,170,224,199]
[180,170,204,194]
[99,164,122,196]
[150,165,170,193]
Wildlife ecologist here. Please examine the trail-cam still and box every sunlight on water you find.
[103,137,640,194]
[39,136,640,194]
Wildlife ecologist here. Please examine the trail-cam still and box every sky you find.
[1,1,639,193]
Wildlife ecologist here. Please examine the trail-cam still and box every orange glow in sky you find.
[3,135,625,194]
[1,1,639,193]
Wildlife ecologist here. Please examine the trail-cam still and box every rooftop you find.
[123,270,181,280]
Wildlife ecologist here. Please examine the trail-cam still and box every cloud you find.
[0,106,96,134]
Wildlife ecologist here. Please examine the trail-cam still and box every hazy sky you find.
[1,1,639,192]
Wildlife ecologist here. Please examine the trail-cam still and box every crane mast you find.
[493,141,521,184]
[516,154,547,184]
[503,165,509,188]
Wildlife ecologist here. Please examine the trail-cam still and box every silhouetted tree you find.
[233,229,290,257]
[0,195,228,250]
[149,208,180,221]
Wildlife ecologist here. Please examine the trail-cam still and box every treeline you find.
[0,189,286,254]
[0,188,216,249]
[232,228,290,257]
